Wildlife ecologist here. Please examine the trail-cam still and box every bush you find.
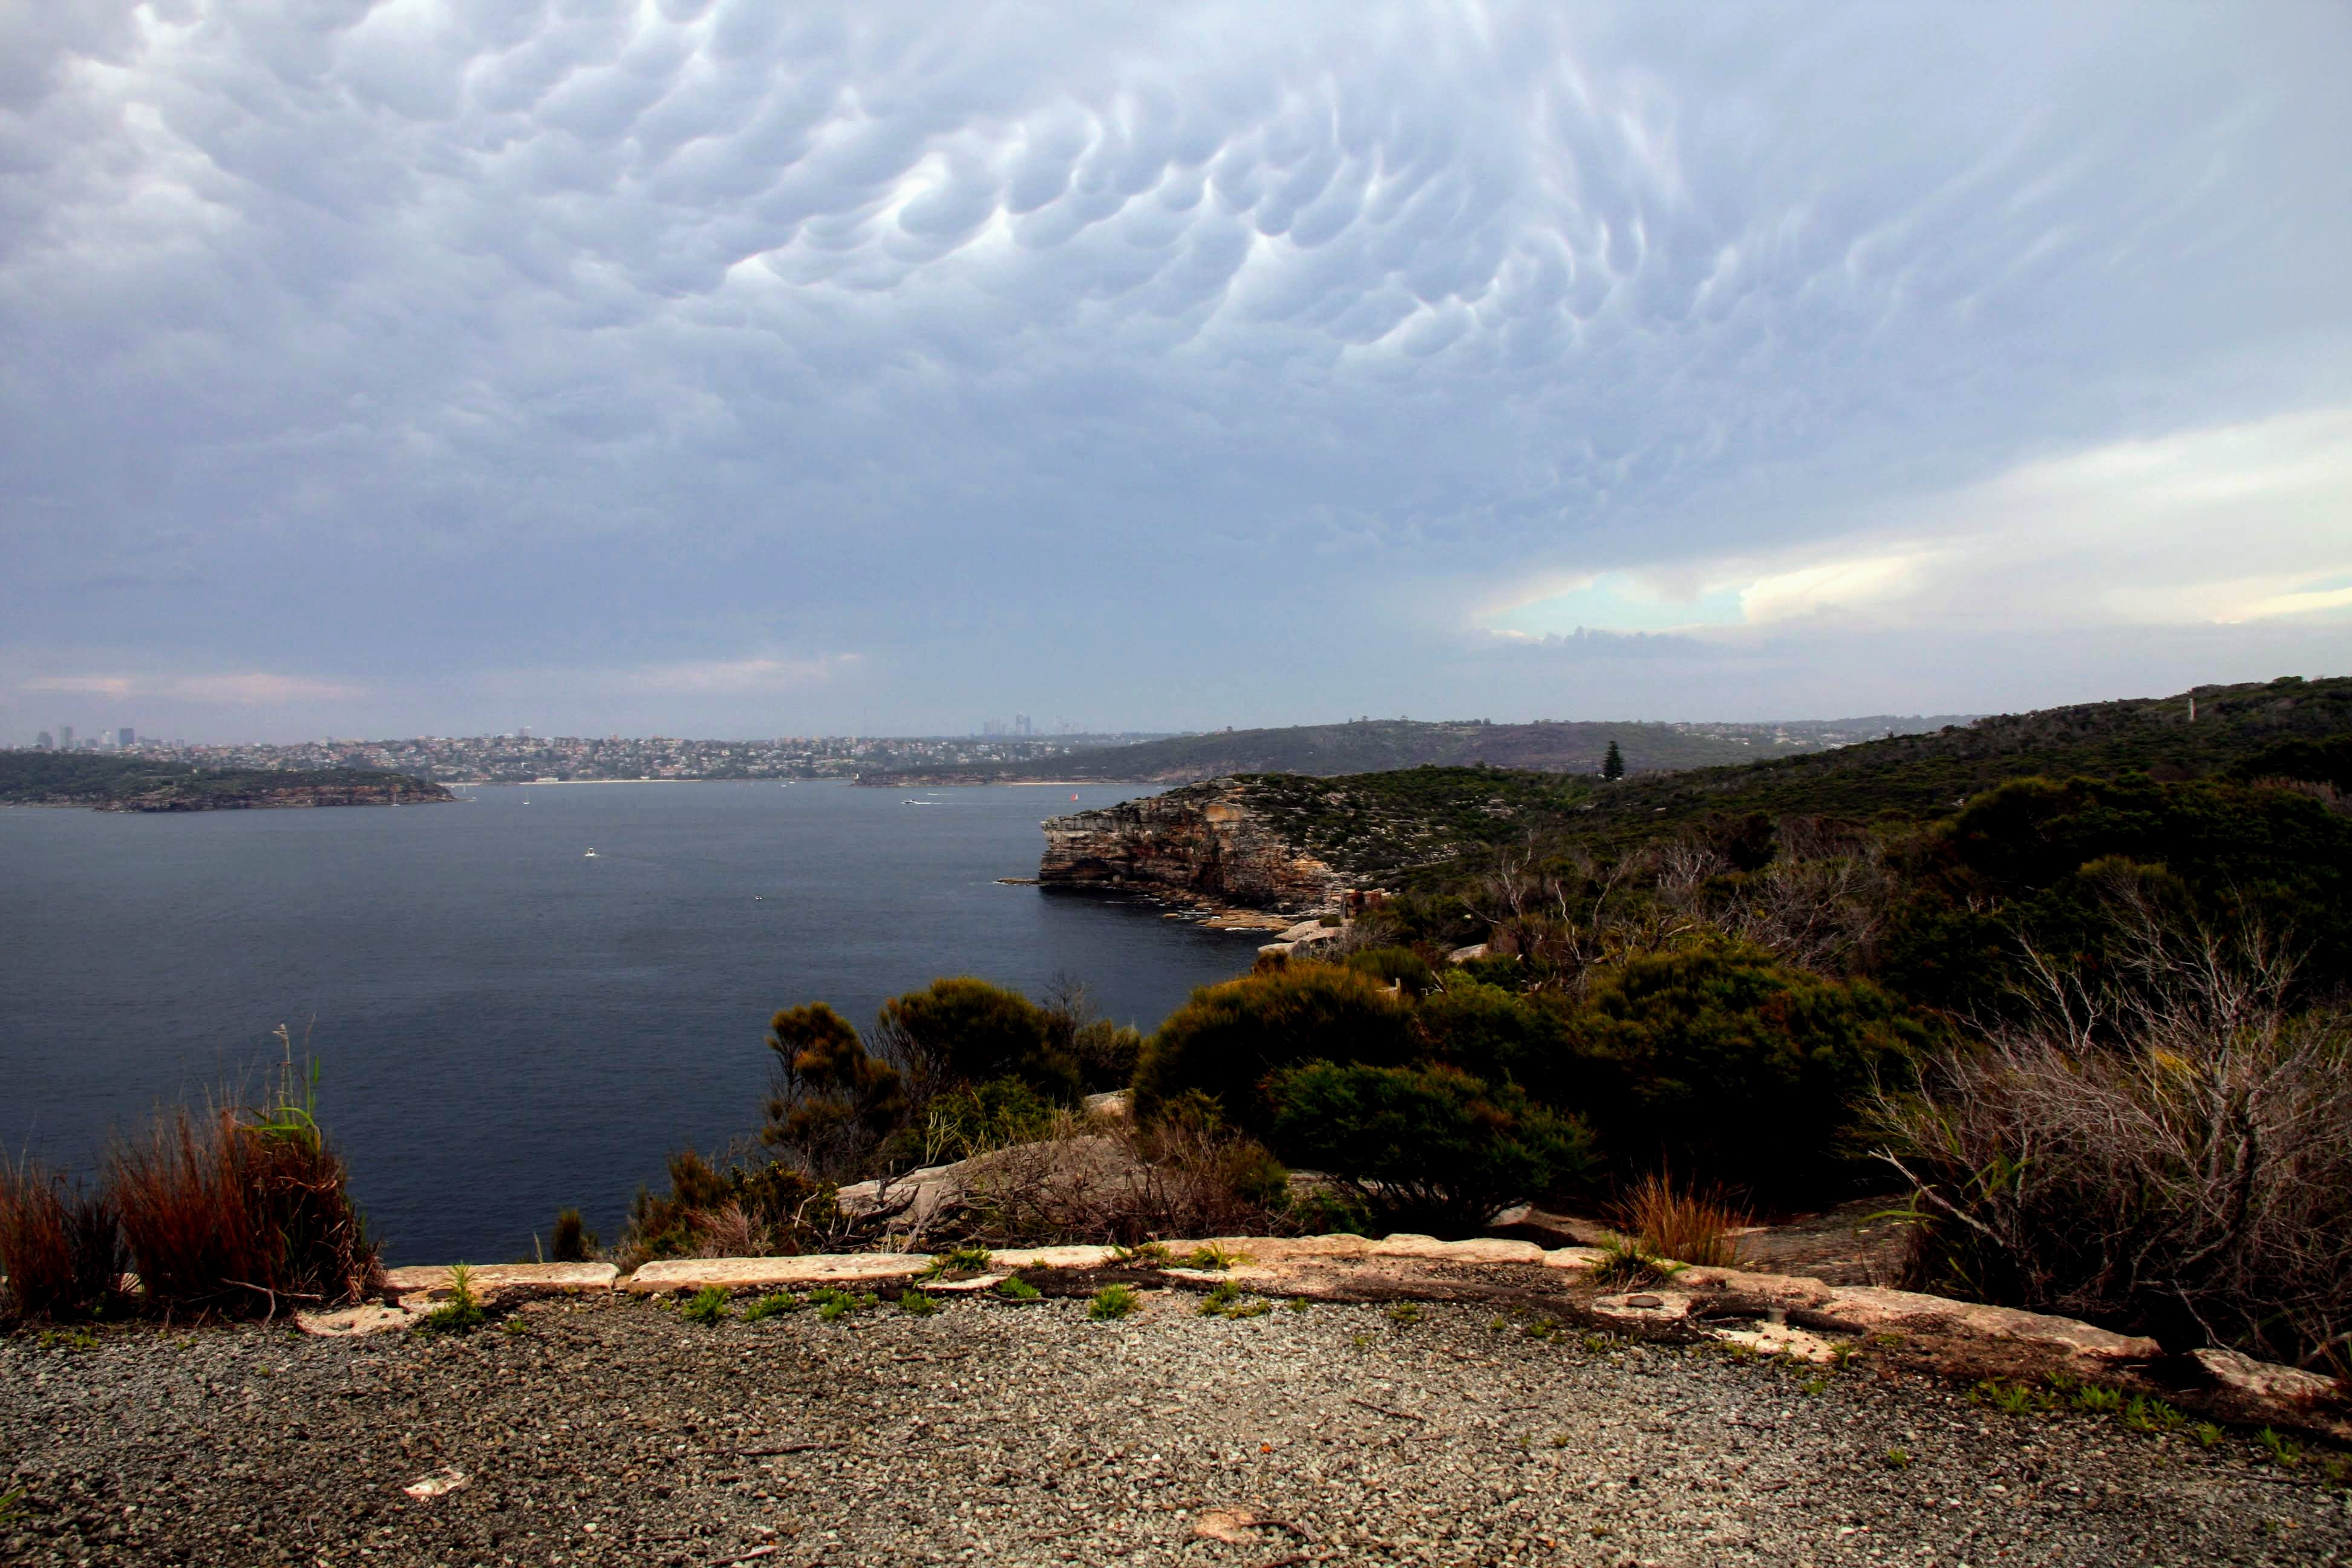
[1266,1062,1594,1236]
[1134,964,1417,1132]
[548,1207,598,1264]
[1873,909,2352,1367]
[0,1160,121,1322]
[108,1070,380,1318]
[1345,946,1438,998]
[876,977,1081,1104]
[618,1149,841,1269]
[763,1002,907,1178]
[1416,980,1575,1101]
[1567,941,1925,1203]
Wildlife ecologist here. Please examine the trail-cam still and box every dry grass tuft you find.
[0,1158,122,1322]
[1612,1172,1748,1269]
[109,1091,379,1319]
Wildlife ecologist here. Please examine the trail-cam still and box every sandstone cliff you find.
[1038,779,1347,912]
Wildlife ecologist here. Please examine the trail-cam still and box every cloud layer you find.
[4,1,2349,738]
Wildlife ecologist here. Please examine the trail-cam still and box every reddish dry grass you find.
[109,1106,381,1319]
[1613,1171,1749,1269]
[0,1159,122,1321]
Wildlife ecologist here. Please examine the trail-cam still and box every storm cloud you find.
[4,1,2348,739]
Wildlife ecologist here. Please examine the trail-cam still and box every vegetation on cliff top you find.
[0,751,448,809]
[858,713,1956,787]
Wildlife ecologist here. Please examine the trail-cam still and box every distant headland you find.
[0,752,452,812]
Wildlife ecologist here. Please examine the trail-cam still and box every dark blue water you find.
[0,782,1253,1264]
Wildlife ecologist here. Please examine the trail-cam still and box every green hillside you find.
[1228,675,2352,883]
[861,714,1964,786]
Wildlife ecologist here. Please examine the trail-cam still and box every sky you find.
[4,2,2350,743]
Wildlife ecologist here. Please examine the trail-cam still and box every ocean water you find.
[0,780,1256,1264]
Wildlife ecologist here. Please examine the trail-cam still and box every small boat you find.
[903,799,940,806]
[584,848,598,858]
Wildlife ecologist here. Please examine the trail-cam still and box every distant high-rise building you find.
[57,725,74,750]
[1014,713,1033,736]
[119,727,135,747]
[36,730,53,750]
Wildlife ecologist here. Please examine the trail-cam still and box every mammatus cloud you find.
[1,2,2348,739]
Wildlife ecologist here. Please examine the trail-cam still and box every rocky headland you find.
[1037,779,1350,913]
[91,776,454,812]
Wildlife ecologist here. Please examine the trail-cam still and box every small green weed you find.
[1826,1342,1861,1368]
[498,1317,530,1337]
[1865,1331,1905,1348]
[2194,1422,2226,1448]
[1180,1244,1249,1272]
[812,1286,881,1320]
[920,1245,994,1280]
[1111,1241,1172,1267]
[1798,1376,1829,1397]
[1883,1448,1912,1470]
[2258,1428,2304,1468]
[1549,1432,1572,1449]
[1285,1296,1312,1313]
[1350,1332,1371,1347]
[743,1292,802,1321]
[2123,1396,2184,1434]
[1197,1279,1242,1316]
[416,1264,487,1338]
[1587,1232,1681,1290]
[896,1288,939,1318]
[1385,1301,1422,1325]
[36,1327,97,1352]
[1088,1284,1140,1321]
[681,1285,733,1325]
[1225,1298,1272,1319]
[2072,1384,2123,1415]
[0,1485,24,1524]
[1971,1380,2042,1416]
[1580,1332,1610,1353]
[993,1276,1042,1302]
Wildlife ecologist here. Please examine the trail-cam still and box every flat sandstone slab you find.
[627,1253,929,1292]
[384,1263,617,1295]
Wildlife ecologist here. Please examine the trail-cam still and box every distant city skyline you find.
[4,4,2348,742]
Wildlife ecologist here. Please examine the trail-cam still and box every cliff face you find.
[1038,779,1346,912]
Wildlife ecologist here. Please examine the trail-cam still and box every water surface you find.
[0,781,1252,1263]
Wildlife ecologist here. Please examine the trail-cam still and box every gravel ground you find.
[4,1287,2348,1567]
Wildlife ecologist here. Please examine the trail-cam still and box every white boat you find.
[584,848,598,858]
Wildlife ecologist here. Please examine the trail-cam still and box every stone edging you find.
[297,1233,2350,1443]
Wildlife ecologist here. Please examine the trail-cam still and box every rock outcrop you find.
[1038,778,1346,912]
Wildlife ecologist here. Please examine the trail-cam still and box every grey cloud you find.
[2,1,2348,743]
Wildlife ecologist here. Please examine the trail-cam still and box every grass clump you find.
[1385,1301,1422,1325]
[920,1244,995,1279]
[681,1285,733,1325]
[416,1264,486,1338]
[1111,1241,1172,1267]
[1178,1243,1249,1272]
[1088,1284,1140,1320]
[811,1286,880,1320]
[1884,1448,1912,1470]
[1613,1171,1747,1269]
[743,1291,802,1321]
[993,1275,1042,1302]
[896,1287,939,1317]
[1587,1232,1682,1290]
[0,1158,122,1324]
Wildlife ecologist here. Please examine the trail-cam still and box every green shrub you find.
[995,1275,1042,1302]
[743,1292,801,1320]
[763,1002,909,1175]
[1134,964,1417,1131]
[1416,980,1575,1100]
[681,1285,732,1325]
[416,1264,486,1338]
[1345,947,1438,998]
[1567,941,1925,1201]
[618,1151,836,1269]
[876,977,1081,1103]
[1088,1284,1140,1320]
[1266,1061,1594,1235]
